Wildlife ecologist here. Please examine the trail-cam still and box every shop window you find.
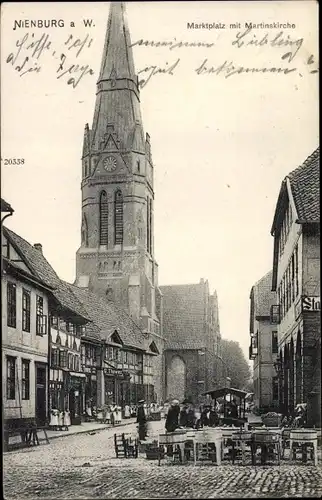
[22,359,30,400]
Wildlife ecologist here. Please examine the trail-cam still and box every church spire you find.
[90,1,143,152]
[98,1,136,83]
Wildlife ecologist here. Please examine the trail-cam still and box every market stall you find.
[203,387,248,427]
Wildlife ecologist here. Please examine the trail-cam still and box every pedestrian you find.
[124,404,131,419]
[63,408,71,430]
[165,399,181,457]
[110,402,116,426]
[105,405,111,424]
[137,399,147,441]
[179,401,189,427]
[165,399,180,432]
[209,407,220,427]
[200,404,211,427]
[194,406,201,429]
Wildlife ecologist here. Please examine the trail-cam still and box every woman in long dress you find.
[124,404,131,419]
[63,409,71,430]
[49,409,59,430]
[105,405,111,424]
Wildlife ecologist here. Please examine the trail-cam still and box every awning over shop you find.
[70,372,86,378]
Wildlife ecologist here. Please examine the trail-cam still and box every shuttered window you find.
[114,190,123,244]
[99,191,108,245]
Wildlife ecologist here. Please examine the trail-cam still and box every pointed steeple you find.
[91,2,144,152]
[99,2,136,83]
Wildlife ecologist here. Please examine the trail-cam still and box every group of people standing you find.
[165,399,221,433]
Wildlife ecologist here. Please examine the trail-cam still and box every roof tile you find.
[288,148,320,222]
[160,283,207,351]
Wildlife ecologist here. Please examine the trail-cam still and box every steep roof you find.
[3,226,149,349]
[271,147,320,234]
[68,284,146,350]
[98,2,136,82]
[251,270,276,318]
[160,283,207,350]
[90,1,144,152]
[288,147,320,223]
[3,227,92,322]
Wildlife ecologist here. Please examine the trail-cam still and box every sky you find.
[1,1,319,358]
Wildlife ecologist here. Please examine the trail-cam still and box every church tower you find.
[75,2,163,380]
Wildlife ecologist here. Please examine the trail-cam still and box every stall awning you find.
[203,387,247,399]
[70,372,86,378]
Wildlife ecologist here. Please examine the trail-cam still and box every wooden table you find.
[192,428,223,466]
[252,430,281,465]
[158,430,187,466]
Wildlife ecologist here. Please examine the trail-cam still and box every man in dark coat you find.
[165,399,180,432]
[200,405,211,427]
[165,399,180,457]
[137,400,147,440]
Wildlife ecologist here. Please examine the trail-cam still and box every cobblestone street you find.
[3,421,322,499]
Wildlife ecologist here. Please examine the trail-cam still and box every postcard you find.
[1,1,320,499]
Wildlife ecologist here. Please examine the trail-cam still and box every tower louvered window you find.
[114,190,123,244]
[99,191,109,245]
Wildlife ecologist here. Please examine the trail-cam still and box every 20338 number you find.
[2,158,25,165]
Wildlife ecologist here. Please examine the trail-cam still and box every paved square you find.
[3,422,322,499]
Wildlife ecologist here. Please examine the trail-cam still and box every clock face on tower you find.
[103,156,117,172]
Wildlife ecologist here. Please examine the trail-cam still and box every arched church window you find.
[99,191,109,246]
[137,160,140,173]
[114,190,123,244]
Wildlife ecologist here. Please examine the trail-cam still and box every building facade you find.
[160,279,222,404]
[271,148,320,426]
[249,271,279,411]
[2,229,50,430]
[71,284,159,406]
[75,2,164,400]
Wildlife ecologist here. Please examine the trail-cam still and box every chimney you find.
[33,243,43,253]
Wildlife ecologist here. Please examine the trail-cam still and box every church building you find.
[160,279,222,404]
[75,2,164,400]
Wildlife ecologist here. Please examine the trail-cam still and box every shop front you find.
[103,365,131,406]
[49,368,65,412]
[68,372,86,424]
[85,369,97,410]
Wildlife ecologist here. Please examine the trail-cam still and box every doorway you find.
[35,363,47,425]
